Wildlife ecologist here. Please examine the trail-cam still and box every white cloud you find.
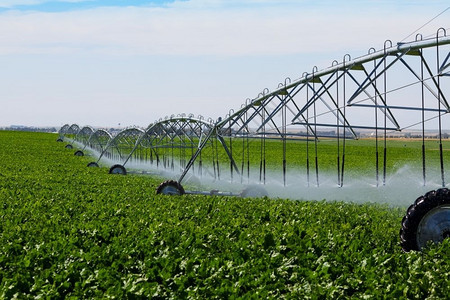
[0,0,92,8]
[0,0,449,127]
[0,1,447,57]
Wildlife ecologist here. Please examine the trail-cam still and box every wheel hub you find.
[161,186,182,195]
[417,205,450,249]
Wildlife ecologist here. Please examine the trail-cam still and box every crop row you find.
[0,131,449,298]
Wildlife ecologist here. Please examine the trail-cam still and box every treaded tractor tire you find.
[156,180,185,195]
[400,188,450,252]
[74,150,84,156]
[109,164,127,175]
[65,144,73,149]
[87,162,99,167]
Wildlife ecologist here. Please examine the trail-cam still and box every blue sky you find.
[0,0,449,127]
[0,0,178,10]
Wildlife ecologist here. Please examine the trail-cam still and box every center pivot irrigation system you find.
[58,29,450,251]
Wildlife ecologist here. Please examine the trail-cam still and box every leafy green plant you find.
[0,131,448,298]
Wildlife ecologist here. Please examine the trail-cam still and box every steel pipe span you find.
[221,33,450,128]
[175,29,450,190]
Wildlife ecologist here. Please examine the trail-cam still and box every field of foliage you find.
[0,131,449,298]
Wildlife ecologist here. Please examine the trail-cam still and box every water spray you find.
[60,29,450,252]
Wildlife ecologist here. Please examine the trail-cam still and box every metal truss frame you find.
[178,29,450,188]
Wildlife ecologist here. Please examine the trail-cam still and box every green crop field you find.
[0,131,449,298]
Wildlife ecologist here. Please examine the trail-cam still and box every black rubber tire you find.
[400,188,450,252]
[65,144,73,149]
[74,150,84,156]
[109,164,127,175]
[87,162,99,168]
[240,185,269,198]
[156,180,185,195]
[56,138,63,142]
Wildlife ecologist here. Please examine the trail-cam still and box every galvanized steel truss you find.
[178,30,450,187]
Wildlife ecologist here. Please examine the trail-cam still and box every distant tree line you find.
[0,126,58,133]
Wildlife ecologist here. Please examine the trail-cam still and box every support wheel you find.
[74,150,84,156]
[400,188,450,252]
[56,138,63,142]
[240,185,268,198]
[156,180,185,195]
[65,144,73,149]
[109,164,127,175]
[87,162,99,167]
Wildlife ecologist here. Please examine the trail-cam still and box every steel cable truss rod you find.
[325,72,448,116]
[96,127,144,163]
[396,52,450,110]
[121,116,213,167]
[229,90,320,140]
[440,52,450,74]
[292,67,400,132]
[219,34,450,130]
[228,97,306,140]
[298,79,359,138]
[178,126,218,184]
[293,62,450,134]
[346,51,406,104]
[256,86,326,139]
